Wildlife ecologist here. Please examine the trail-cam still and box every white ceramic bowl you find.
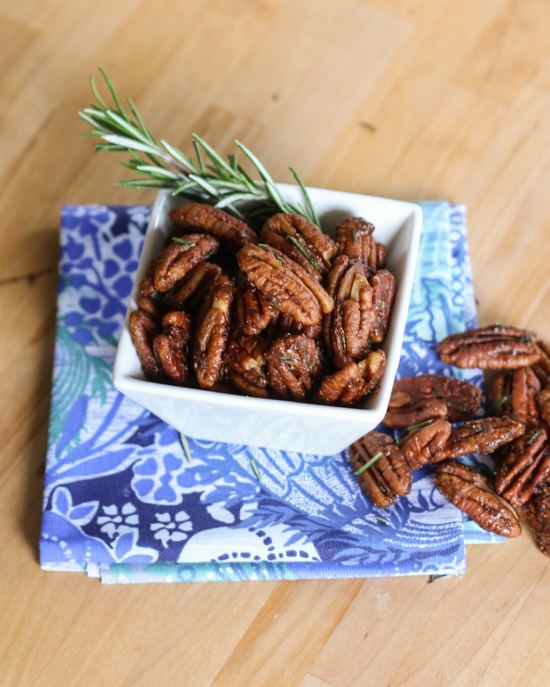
[113,186,422,455]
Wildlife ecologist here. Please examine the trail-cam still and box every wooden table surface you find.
[2,0,550,685]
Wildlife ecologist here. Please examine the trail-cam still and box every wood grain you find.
[1,1,550,685]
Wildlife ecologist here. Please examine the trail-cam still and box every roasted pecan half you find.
[495,427,550,506]
[234,280,276,336]
[432,417,525,461]
[315,350,386,406]
[153,311,192,385]
[324,257,377,368]
[137,294,163,323]
[538,387,550,427]
[129,310,163,381]
[263,311,322,342]
[434,461,521,537]
[237,244,334,326]
[491,367,541,427]
[436,325,540,369]
[225,332,268,398]
[400,419,452,470]
[194,274,234,388]
[350,431,412,508]
[169,202,258,248]
[532,340,550,386]
[154,233,219,292]
[334,216,385,273]
[259,213,337,280]
[265,334,322,401]
[171,262,221,312]
[383,375,482,429]
[526,491,550,557]
[369,269,396,344]
[139,257,157,296]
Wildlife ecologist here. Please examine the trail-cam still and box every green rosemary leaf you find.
[188,173,220,197]
[101,134,161,157]
[194,134,239,179]
[376,517,390,526]
[89,73,108,110]
[127,97,157,145]
[106,109,151,145]
[395,438,400,447]
[352,229,357,243]
[289,166,321,228]
[527,430,541,446]
[135,165,180,179]
[228,152,238,172]
[179,433,193,462]
[407,419,435,432]
[484,396,508,417]
[258,244,286,264]
[173,237,195,246]
[98,65,129,120]
[286,235,319,270]
[215,192,262,209]
[193,139,205,174]
[161,140,196,172]
[250,458,262,482]
[354,451,382,475]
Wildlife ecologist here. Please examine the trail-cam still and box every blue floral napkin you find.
[40,201,495,585]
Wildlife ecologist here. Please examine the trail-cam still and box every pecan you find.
[265,335,322,401]
[263,311,322,342]
[137,295,162,323]
[139,257,157,296]
[154,233,219,292]
[537,387,550,427]
[169,202,258,248]
[532,340,550,386]
[335,216,383,273]
[171,262,221,312]
[495,427,550,506]
[259,213,336,280]
[237,244,334,326]
[153,311,192,385]
[315,350,386,406]
[436,325,540,369]
[129,310,163,381]
[234,281,276,336]
[434,461,521,537]
[400,419,452,470]
[350,431,412,508]
[491,368,541,427]
[369,269,396,343]
[526,491,550,557]
[382,375,481,429]
[325,257,377,368]
[194,274,234,388]
[225,333,268,398]
[432,417,525,461]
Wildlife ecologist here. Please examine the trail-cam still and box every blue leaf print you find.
[56,394,89,457]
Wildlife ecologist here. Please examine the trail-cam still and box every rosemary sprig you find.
[172,237,195,247]
[376,516,390,526]
[79,67,321,226]
[354,452,382,476]
[286,235,319,270]
[484,396,508,417]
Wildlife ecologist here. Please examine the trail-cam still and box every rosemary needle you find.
[172,237,195,246]
[250,458,262,482]
[526,430,541,446]
[484,396,508,417]
[354,452,382,476]
[179,433,193,463]
[407,419,435,432]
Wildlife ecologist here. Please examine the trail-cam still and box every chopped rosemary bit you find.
[250,458,262,482]
[179,433,193,463]
[395,438,400,448]
[352,229,357,243]
[278,354,292,361]
[354,451,382,475]
[258,243,286,264]
[484,395,508,417]
[407,419,435,432]
[341,331,347,351]
[286,235,319,270]
[376,516,390,526]
[172,237,195,247]
[527,430,541,446]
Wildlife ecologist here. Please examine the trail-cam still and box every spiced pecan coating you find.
[265,335,322,401]
[526,491,550,557]
[260,213,336,280]
[194,274,234,389]
[495,427,550,506]
[237,244,334,326]
[138,295,162,323]
[432,417,525,461]
[154,233,219,292]
[334,216,383,273]
[234,281,276,336]
[171,262,222,312]
[382,375,481,429]
[537,387,550,427]
[436,325,540,369]
[315,363,365,406]
[169,202,258,248]
[532,341,550,386]
[325,258,377,368]
[225,333,268,398]
[129,310,163,381]
[357,349,387,395]
[369,269,396,344]
[491,368,541,427]
[139,256,157,296]
[434,461,521,537]
[350,432,412,508]
[400,420,452,470]
[153,311,192,385]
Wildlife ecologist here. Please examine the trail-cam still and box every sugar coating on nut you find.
[169,202,258,248]
[265,334,322,400]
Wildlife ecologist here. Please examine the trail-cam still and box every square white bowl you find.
[113,186,422,455]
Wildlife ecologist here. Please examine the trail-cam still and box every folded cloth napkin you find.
[40,201,497,585]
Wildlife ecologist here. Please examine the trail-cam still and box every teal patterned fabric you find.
[40,201,498,585]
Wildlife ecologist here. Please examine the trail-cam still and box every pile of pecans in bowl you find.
[350,327,550,557]
[130,202,396,405]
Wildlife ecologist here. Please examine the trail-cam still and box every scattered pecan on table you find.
[491,367,541,428]
[431,417,525,462]
[526,491,550,557]
[382,375,481,428]
[495,427,550,506]
[265,334,322,401]
[434,461,521,537]
[399,419,452,470]
[169,202,258,248]
[436,325,541,369]
[350,431,412,508]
